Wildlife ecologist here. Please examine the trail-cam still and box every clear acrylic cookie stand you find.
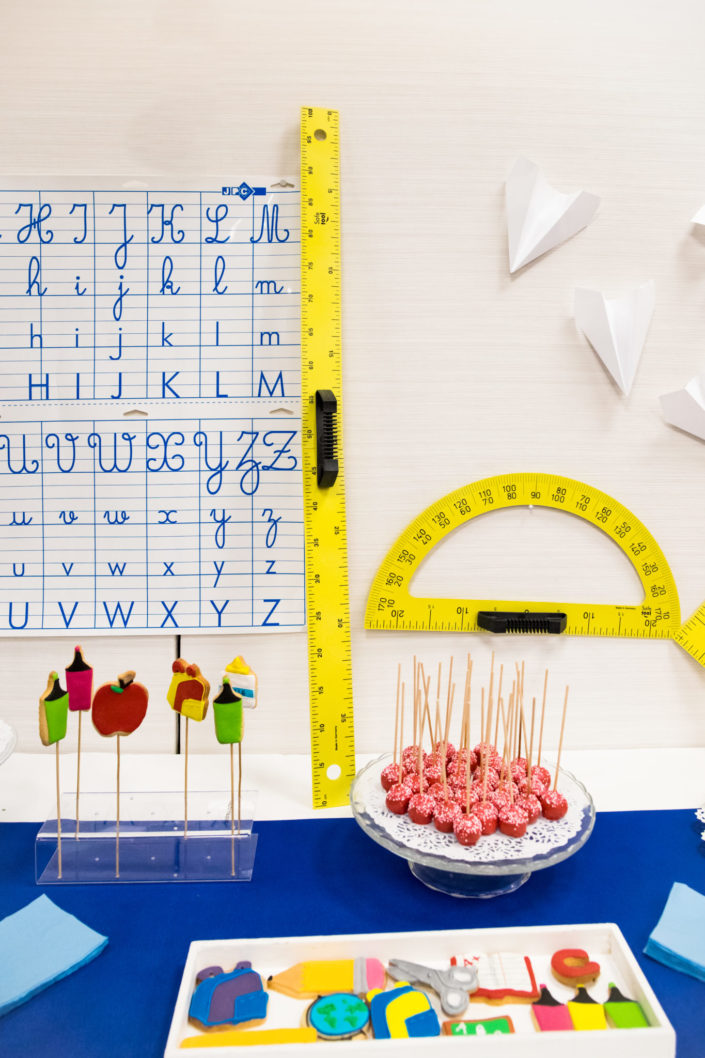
[351,754,595,898]
[35,789,258,884]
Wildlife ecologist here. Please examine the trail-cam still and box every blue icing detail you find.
[189,965,268,1029]
[369,985,440,1039]
[308,993,369,1039]
[231,685,255,698]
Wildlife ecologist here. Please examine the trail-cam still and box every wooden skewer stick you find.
[230,742,235,876]
[445,655,454,717]
[553,685,570,791]
[518,699,531,792]
[537,668,549,766]
[498,691,508,764]
[465,656,473,754]
[408,647,414,749]
[435,662,442,748]
[416,688,425,792]
[55,741,63,879]
[461,690,471,813]
[461,654,472,751]
[441,683,455,799]
[115,733,120,878]
[184,717,189,839]
[393,663,401,769]
[237,741,242,835]
[419,667,434,748]
[481,688,489,803]
[527,696,536,794]
[483,689,493,805]
[399,685,405,777]
[412,667,418,749]
[495,664,504,747]
[75,711,82,840]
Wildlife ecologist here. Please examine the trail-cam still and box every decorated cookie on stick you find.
[92,670,149,876]
[39,672,69,878]
[65,645,93,837]
[214,657,257,873]
[167,659,210,839]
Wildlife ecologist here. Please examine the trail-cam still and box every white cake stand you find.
[350,754,595,898]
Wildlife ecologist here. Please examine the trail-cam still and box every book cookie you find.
[452,952,539,1002]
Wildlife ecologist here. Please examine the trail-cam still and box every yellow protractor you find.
[364,472,705,669]
[301,106,356,808]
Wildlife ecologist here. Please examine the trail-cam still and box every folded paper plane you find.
[574,281,654,395]
[660,374,705,442]
[505,158,600,273]
[691,205,705,226]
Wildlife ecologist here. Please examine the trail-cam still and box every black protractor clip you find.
[477,611,567,634]
[315,389,339,487]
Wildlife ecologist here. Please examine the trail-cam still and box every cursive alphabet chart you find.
[0,183,304,634]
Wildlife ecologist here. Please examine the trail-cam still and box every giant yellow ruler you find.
[300,107,355,807]
[365,472,705,668]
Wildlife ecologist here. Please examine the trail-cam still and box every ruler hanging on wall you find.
[365,471,705,669]
[300,107,356,808]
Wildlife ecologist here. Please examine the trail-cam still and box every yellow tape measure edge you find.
[301,107,355,808]
[364,472,699,651]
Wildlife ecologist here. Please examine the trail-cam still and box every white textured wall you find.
[2,0,705,763]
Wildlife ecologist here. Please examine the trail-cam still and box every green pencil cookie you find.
[213,677,243,744]
[39,672,69,746]
[604,983,649,1028]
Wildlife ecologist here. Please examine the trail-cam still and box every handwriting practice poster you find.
[0,183,305,634]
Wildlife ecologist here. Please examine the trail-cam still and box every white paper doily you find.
[351,754,595,876]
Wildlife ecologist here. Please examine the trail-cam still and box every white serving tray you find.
[164,924,675,1057]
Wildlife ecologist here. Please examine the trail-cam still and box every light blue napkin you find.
[0,894,108,1016]
[644,882,705,983]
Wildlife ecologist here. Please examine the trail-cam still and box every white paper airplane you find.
[574,281,655,395]
[691,205,705,225]
[660,373,705,442]
[505,157,600,273]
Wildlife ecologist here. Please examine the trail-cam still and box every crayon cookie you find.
[39,672,69,746]
[367,984,440,1039]
[213,678,243,744]
[189,962,268,1030]
[604,983,649,1029]
[65,646,93,712]
[268,958,384,999]
[567,986,607,1030]
[551,947,601,986]
[531,985,574,1032]
[442,1016,515,1036]
[306,993,370,1040]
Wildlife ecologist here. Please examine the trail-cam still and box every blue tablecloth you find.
[1,811,703,1056]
